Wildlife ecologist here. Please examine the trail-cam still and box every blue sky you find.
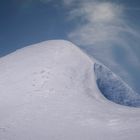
[0,0,140,93]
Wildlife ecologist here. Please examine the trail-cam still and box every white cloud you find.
[68,2,123,45]
[91,3,117,22]
[66,1,140,66]
[67,1,139,46]
[81,2,122,23]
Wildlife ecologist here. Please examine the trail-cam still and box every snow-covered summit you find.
[0,40,140,140]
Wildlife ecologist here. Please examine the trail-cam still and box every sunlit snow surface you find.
[0,40,140,140]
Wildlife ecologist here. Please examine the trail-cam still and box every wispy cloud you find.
[67,1,139,45]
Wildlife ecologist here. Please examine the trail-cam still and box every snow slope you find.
[0,40,140,140]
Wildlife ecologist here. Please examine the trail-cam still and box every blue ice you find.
[94,63,140,107]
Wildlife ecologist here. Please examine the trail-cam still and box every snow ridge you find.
[1,40,140,140]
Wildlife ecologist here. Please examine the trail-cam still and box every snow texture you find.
[94,63,140,107]
[0,40,140,140]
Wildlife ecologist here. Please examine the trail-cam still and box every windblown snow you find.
[0,40,140,140]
